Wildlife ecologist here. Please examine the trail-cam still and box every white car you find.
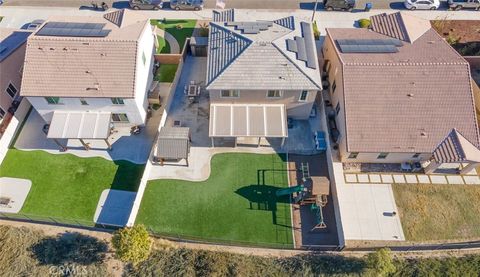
[404,0,440,9]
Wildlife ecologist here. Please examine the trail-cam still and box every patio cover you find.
[433,128,480,164]
[47,111,111,139]
[209,104,288,138]
[155,127,190,159]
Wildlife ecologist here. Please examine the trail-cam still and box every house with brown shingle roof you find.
[322,12,480,173]
[20,9,155,130]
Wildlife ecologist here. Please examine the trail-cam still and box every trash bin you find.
[365,2,372,11]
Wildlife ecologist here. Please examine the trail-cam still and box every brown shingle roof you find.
[326,14,480,153]
[20,10,149,98]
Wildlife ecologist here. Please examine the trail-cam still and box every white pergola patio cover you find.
[209,104,288,138]
[47,111,111,139]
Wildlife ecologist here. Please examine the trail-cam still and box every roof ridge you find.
[344,62,468,66]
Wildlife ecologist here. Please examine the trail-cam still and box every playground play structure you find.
[276,162,330,230]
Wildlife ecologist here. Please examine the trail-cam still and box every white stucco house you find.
[20,9,155,135]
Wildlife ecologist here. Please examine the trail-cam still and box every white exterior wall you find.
[25,23,155,126]
[133,23,156,123]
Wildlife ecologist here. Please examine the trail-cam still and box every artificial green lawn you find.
[156,36,170,54]
[151,19,197,53]
[154,64,178,83]
[0,149,144,223]
[136,153,294,247]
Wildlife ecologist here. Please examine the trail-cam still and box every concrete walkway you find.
[155,27,180,54]
[344,172,480,185]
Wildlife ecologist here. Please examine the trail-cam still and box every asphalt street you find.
[0,0,448,10]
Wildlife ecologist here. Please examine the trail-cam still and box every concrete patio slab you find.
[417,175,431,184]
[340,183,404,241]
[0,177,32,213]
[447,175,464,185]
[464,176,480,185]
[381,174,393,183]
[369,174,381,183]
[430,175,448,184]
[393,175,406,184]
[357,174,369,183]
[94,189,136,227]
[405,175,418,184]
[14,108,161,164]
[345,174,357,183]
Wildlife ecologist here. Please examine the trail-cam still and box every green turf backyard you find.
[136,153,294,247]
[393,183,480,241]
[151,19,196,53]
[154,64,178,83]
[0,149,144,224]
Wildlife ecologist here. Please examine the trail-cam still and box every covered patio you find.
[425,129,480,175]
[47,111,112,151]
[209,103,288,147]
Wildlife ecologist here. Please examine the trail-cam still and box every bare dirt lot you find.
[432,20,480,56]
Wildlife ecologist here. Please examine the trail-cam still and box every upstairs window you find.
[80,98,88,105]
[0,107,5,119]
[331,80,337,94]
[267,90,282,98]
[348,152,359,159]
[377,153,389,159]
[5,82,17,98]
[111,98,125,105]
[412,153,421,158]
[335,103,341,115]
[299,90,308,102]
[220,90,239,98]
[45,97,60,105]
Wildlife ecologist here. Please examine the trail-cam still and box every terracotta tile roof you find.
[370,12,431,43]
[433,129,480,163]
[326,14,480,154]
[20,10,149,98]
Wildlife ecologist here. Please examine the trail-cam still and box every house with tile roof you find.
[207,10,322,146]
[20,9,155,136]
[0,28,31,124]
[322,12,480,173]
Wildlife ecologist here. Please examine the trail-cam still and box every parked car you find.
[323,0,356,11]
[170,0,204,10]
[129,0,163,10]
[404,0,440,10]
[448,0,480,10]
[26,19,45,30]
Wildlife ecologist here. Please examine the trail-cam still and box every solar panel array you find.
[336,38,403,53]
[36,22,111,37]
[225,21,273,35]
[285,22,317,69]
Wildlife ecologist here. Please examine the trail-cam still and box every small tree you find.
[365,248,396,276]
[112,225,152,265]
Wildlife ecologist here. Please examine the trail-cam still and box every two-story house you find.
[206,11,322,146]
[0,28,31,124]
[20,9,155,137]
[322,12,480,173]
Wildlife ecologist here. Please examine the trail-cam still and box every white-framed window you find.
[112,113,129,122]
[111,98,125,105]
[0,107,5,119]
[266,90,282,98]
[220,90,239,98]
[80,98,88,105]
[142,51,146,66]
[45,97,61,105]
[5,82,17,98]
[348,152,359,159]
[331,80,336,94]
[377,153,389,159]
[299,90,308,102]
[412,153,421,158]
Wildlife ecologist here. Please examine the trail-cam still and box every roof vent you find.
[407,93,414,98]
[420,132,428,137]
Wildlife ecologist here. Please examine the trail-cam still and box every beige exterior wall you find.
[340,152,431,163]
[0,42,27,116]
[209,89,317,119]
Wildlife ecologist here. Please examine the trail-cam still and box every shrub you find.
[198,22,209,37]
[358,19,371,29]
[365,248,396,276]
[112,225,152,265]
[313,21,320,40]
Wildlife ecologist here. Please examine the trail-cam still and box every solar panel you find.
[295,36,307,61]
[300,22,317,69]
[36,22,110,37]
[336,38,401,53]
[286,39,297,52]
